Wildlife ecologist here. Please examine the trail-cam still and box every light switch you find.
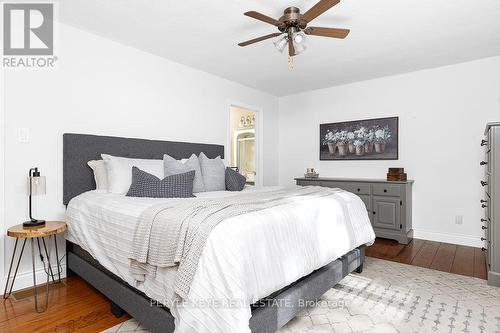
[18,128,30,143]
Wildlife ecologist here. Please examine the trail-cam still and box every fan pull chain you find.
[288,55,294,70]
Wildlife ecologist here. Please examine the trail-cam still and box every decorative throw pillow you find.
[101,154,164,194]
[198,152,225,192]
[126,167,195,198]
[225,167,246,191]
[163,154,205,193]
[87,160,108,191]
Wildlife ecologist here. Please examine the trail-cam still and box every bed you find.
[63,133,374,333]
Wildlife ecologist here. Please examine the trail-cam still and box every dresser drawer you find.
[482,174,490,197]
[373,183,401,197]
[320,182,371,195]
[342,183,371,195]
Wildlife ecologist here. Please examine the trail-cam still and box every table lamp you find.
[23,167,46,227]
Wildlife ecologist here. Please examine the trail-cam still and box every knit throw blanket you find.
[128,186,340,299]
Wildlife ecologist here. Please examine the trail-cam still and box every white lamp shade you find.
[273,34,288,53]
[29,176,46,196]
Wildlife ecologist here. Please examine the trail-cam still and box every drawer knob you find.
[481,237,486,241]
[373,211,376,215]
[357,188,361,192]
[481,247,487,252]
[481,140,488,146]
[480,161,488,166]
[482,204,488,208]
[481,199,487,203]
[481,218,487,222]
[482,226,488,230]
[481,181,488,187]
[383,189,387,193]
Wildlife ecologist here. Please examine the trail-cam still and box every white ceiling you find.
[59,0,500,96]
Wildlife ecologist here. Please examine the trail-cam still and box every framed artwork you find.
[320,116,398,160]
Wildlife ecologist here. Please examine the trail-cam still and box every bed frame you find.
[63,133,365,333]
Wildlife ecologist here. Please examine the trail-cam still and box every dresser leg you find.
[3,238,27,299]
[356,264,364,274]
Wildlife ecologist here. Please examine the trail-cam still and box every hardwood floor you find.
[0,238,487,333]
[365,238,487,279]
[0,277,129,333]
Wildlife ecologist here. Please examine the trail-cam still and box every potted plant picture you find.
[320,117,398,160]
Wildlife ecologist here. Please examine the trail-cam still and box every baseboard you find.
[3,263,67,294]
[413,229,483,247]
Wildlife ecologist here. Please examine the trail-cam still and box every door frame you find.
[226,100,263,186]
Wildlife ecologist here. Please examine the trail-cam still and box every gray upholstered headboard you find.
[63,133,224,205]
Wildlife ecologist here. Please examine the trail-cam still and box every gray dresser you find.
[295,177,414,244]
[482,122,500,287]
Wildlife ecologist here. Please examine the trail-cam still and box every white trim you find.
[226,100,264,186]
[6,263,67,293]
[413,229,483,248]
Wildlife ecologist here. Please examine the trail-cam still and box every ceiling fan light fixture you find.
[273,33,288,53]
[293,31,306,44]
[239,0,350,62]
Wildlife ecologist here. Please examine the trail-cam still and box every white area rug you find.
[102,257,500,333]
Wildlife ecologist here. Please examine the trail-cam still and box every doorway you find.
[229,106,257,185]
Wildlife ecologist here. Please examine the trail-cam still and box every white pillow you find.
[87,160,108,191]
[101,154,164,194]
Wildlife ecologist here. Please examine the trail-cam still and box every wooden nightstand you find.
[3,221,67,313]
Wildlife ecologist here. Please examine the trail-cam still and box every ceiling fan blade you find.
[304,27,350,39]
[244,11,282,26]
[238,33,282,47]
[289,39,295,57]
[301,0,340,23]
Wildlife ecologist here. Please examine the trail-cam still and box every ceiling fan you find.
[238,0,349,58]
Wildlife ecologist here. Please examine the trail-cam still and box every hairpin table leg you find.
[32,237,51,313]
[3,238,27,299]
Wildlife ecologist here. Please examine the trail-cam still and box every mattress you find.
[66,186,375,333]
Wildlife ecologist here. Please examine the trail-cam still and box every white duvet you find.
[66,186,375,333]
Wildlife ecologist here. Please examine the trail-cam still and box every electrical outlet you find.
[18,128,30,143]
[455,215,463,225]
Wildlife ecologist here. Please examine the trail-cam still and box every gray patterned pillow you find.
[126,167,195,198]
[198,152,225,192]
[225,168,246,191]
[164,154,205,193]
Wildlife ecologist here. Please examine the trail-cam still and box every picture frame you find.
[320,116,399,161]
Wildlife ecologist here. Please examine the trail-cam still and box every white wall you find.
[0,64,5,293]
[2,22,279,291]
[279,56,500,247]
